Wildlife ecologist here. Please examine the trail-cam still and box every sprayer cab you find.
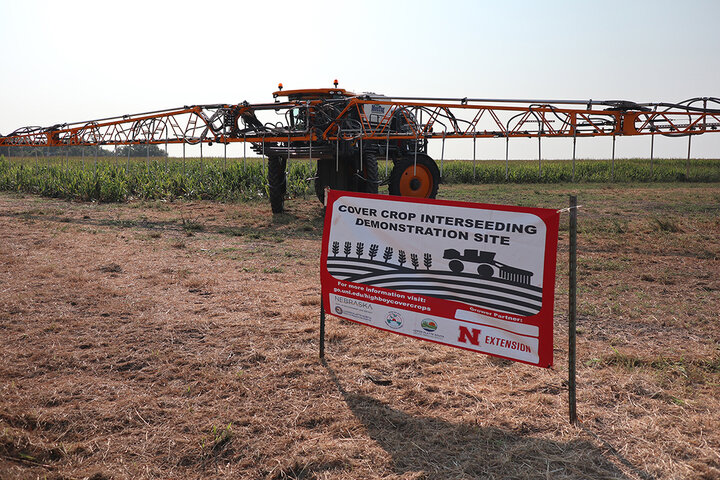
[273,87,355,102]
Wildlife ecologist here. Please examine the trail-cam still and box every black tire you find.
[389,154,440,198]
[314,158,352,204]
[268,156,286,214]
[449,260,464,273]
[357,153,379,194]
[477,264,493,278]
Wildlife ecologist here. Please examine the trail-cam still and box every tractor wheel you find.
[268,156,287,214]
[477,264,493,278]
[315,158,352,204]
[357,153,379,194]
[449,260,464,273]
[389,154,440,198]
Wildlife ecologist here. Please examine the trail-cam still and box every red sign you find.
[320,190,560,368]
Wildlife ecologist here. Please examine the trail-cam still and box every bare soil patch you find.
[0,184,718,479]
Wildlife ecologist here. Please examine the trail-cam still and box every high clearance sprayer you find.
[2,81,719,213]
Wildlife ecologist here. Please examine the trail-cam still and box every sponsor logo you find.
[331,295,373,323]
[371,104,386,113]
[334,296,373,310]
[413,318,445,340]
[421,319,438,332]
[385,311,404,329]
[457,326,482,346]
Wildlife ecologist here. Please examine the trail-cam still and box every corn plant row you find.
[0,156,718,203]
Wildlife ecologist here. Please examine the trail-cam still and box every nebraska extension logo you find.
[457,326,482,345]
[385,311,404,329]
[457,325,532,354]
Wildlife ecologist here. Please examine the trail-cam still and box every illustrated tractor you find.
[443,248,533,285]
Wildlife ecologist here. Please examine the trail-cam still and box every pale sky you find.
[1,0,719,160]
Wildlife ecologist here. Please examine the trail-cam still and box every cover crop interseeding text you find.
[338,204,538,246]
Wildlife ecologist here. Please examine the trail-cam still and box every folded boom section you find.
[2,85,719,213]
[2,95,719,150]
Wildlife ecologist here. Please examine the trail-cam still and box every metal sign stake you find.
[319,298,326,359]
[568,194,578,425]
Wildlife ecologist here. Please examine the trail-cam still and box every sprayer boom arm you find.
[2,92,719,149]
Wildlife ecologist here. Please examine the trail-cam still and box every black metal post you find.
[572,125,577,182]
[472,135,476,181]
[569,195,578,425]
[650,134,655,178]
[505,136,509,181]
[686,135,692,179]
[385,132,390,176]
[319,298,326,359]
[538,113,544,178]
[611,135,616,181]
[440,133,445,177]
[165,124,169,172]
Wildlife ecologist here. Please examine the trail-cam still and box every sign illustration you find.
[320,190,560,367]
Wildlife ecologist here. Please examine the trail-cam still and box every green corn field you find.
[0,155,719,203]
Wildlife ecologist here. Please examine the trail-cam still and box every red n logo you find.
[458,326,482,346]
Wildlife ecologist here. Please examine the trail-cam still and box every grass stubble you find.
[0,182,718,479]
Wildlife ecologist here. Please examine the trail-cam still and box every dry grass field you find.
[0,183,718,479]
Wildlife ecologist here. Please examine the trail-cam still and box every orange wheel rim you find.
[399,164,433,197]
